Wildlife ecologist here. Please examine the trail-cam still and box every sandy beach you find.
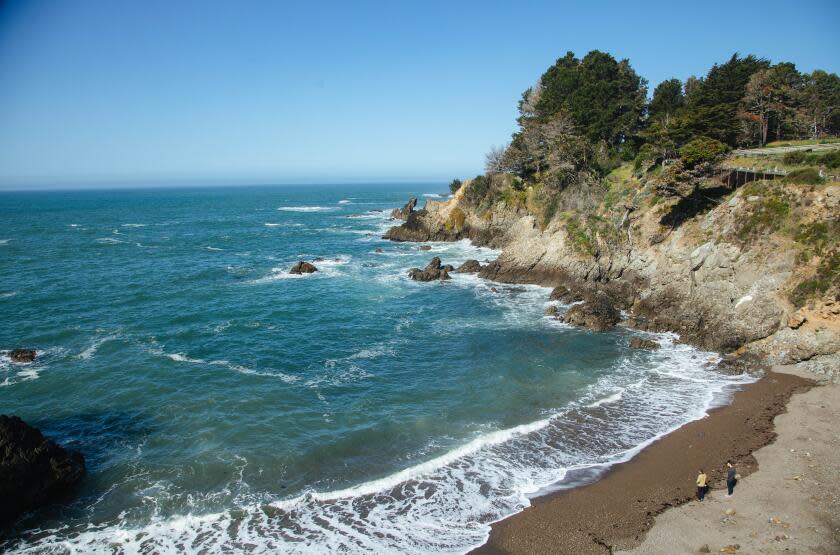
[472,366,840,554]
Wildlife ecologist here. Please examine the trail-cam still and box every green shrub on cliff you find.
[449,179,462,194]
[464,175,490,204]
[562,213,597,256]
[790,247,840,307]
[735,189,791,241]
[783,168,824,185]
[678,137,728,168]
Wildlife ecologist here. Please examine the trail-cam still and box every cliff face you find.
[384,170,840,360]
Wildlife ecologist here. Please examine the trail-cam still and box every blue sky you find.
[1,0,838,189]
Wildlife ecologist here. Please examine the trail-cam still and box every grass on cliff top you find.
[765,138,840,148]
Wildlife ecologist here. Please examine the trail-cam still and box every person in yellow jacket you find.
[696,469,708,500]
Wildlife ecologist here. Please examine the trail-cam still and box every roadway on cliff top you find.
[732,142,840,157]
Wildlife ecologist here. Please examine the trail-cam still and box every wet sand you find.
[470,370,813,555]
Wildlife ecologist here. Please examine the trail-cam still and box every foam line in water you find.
[277,206,336,212]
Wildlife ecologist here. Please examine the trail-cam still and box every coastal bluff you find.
[384,174,840,361]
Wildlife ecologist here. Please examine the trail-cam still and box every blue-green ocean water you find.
[0,184,752,554]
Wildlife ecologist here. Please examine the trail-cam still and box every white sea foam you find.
[338,199,352,204]
[0,239,9,245]
[205,246,224,251]
[277,206,336,212]
[95,237,126,245]
[0,291,17,299]
[422,193,444,198]
[148,347,299,384]
[586,389,624,408]
[78,333,119,360]
[121,223,146,228]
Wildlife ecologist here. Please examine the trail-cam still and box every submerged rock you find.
[289,261,318,274]
[408,257,451,282]
[545,305,559,317]
[8,349,36,363]
[454,259,482,273]
[629,338,660,350]
[390,197,417,220]
[419,245,432,251]
[0,415,86,524]
[560,292,621,332]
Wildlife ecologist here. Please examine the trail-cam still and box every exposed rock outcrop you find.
[289,261,318,274]
[629,338,660,350]
[408,257,451,282]
[548,285,583,303]
[560,292,621,332]
[455,259,482,273]
[390,197,417,220]
[0,415,86,524]
[8,349,36,363]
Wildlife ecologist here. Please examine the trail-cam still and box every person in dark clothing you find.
[726,461,737,496]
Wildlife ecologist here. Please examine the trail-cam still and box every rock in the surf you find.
[289,261,318,274]
[390,197,417,220]
[419,245,432,251]
[560,292,621,332]
[629,338,660,350]
[8,349,36,363]
[408,257,451,281]
[545,305,559,317]
[454,259,481,273]
[0,415,86,524]
[549,285,583,303]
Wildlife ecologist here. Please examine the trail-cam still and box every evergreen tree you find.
[680,53,770,145]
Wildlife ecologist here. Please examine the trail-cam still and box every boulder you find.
[419,245,432,251]
[390,197,418,220]
[545,305,559,317]
[289,261,318,274]
[560,292,621,332]
[629,338,660,350]
[549,286,583,303]
[407,257,451,282]
[375,248,384,253]
[0,415,86,524]
[454,259,482,273]
[8,349,36,363]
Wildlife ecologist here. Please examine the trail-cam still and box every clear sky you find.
[1,0,838,189]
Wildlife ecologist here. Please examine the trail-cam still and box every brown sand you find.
[620,365,840,555]
[470,370,813,555]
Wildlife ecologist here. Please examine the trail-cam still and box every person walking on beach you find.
[696,469,708,500]
[726,461,737,496]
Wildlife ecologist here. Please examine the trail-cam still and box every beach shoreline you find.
[470,368,818,555]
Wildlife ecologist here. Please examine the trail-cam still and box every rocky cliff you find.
[384,168,840,362]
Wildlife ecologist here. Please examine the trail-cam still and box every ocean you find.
[0,184,753,554]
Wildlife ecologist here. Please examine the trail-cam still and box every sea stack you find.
[0,415,86,524]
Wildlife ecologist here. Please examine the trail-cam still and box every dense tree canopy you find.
[532,50,647,147]
[476,50,839,191]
